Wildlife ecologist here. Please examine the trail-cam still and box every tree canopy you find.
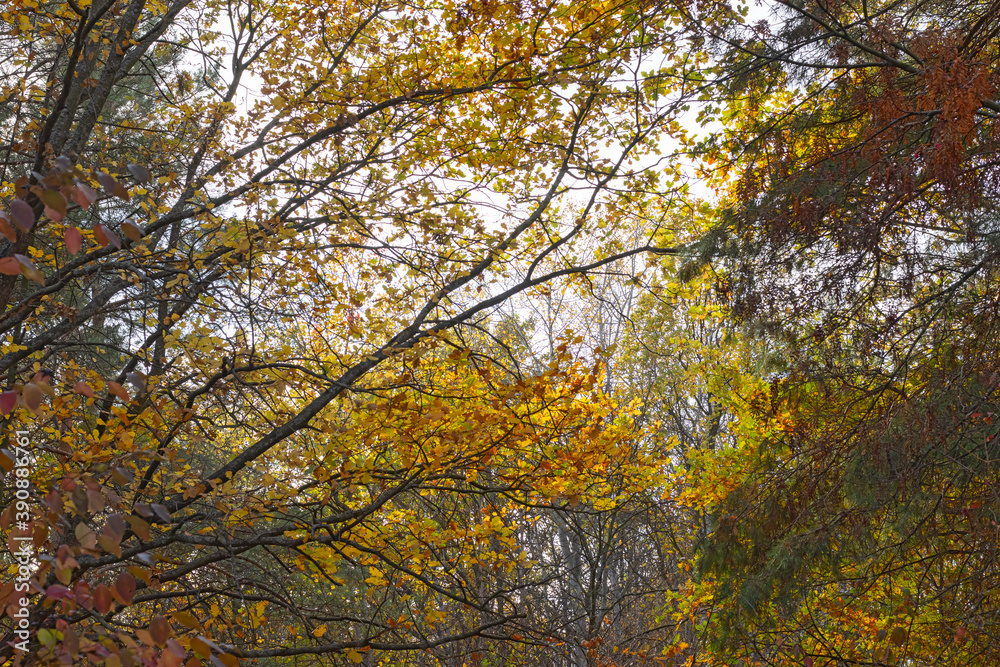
[2,0,999,665]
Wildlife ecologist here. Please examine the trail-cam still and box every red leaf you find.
[96,171,118,194]
[10,199,34,232]
[166,639,186,658]
[0,390,16,415]
[95,224,113,248]
[65,227,83,254]
[13,254,35,270]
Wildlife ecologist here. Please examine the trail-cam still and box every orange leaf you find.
[107,381,130,402]
[121,221,143,242]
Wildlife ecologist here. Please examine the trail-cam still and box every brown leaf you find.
[190,637,212,658]
[32,522,47,549]
[149,614,171,647]
[93,584,113,614]
[172,610,202,630]
[87,488,106,513]
[63,626,80,656]
[13,176,27,198]
[126,515,151,540]
[115,571,136,603]
[14,254,45,285]
[75,523,97,549]
[121,220,143,242]
[127,163,152,183]
[10,199,34,232]
[97,534,123,557]
[127,371,148,393]
[73,381,94,397]
[65,227,83,254]
[105,513,127,541]
[197,636,224,653]
[96,171,131,201]
[150,503,171,523]
[22,382,43,411]
[112,466,135,484]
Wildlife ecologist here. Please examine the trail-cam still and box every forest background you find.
[1,0,999,665]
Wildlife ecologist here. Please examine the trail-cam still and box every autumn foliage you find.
[3,0,1000,665]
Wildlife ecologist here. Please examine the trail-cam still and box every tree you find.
[685,0,1000,664]
[0,0,725,663]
